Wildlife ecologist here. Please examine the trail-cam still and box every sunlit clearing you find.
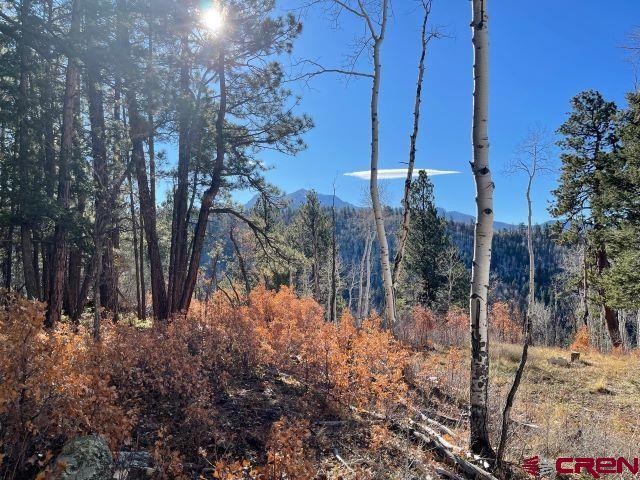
[202,7,224,34]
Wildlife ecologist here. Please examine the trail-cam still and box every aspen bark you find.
[469,0,495,458]
[368,0,395,326]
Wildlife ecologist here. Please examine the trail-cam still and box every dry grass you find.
[429,343,640,466]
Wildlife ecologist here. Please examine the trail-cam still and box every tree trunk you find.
[596,247,622,348]
[469,0,495,459]
[65,190,85,317]
[230,226,250,299]
[496,177,534,467]
[139,208,146,319]
[146,0,156,211]
[393,3,429,286]
[368,2,395,327]
[127,90,168,321]
[86,6,110,335]
[168,35,192,313]
[582,242,589,326]
[128,174,142,318]
[330,188,338,323]
[178,48,227,313]
[46,0,80,327]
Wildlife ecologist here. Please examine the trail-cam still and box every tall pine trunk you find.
[169,35,192,313]
[178,48,227,313]
[116,0,168,321]
[469,0,495,459]
[46,0,80,327]
[127,91,168,321]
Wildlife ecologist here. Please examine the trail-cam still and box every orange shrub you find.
[0,293,132,478]
[571,325,591,352]
[489,301,522,344]
[1,286,415,477]
[263,417,313,479]
[237,286,409,414]
[397,305,436,349]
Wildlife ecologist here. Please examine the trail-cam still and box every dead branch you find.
[332,448,356,475]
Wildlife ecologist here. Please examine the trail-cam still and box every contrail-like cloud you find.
[344,168,460,180]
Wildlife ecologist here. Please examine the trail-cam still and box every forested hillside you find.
[204,201,564,325]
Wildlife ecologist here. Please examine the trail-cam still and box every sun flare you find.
[202,7,224,34]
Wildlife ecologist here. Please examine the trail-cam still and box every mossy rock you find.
[53,435,114,480]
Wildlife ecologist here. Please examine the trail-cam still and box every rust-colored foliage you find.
[489,301,522,343]
[571,325,591,352]
[0,286,412,478]
[0,292,132,477]
[263,417,313,479]
[397,305,436,349]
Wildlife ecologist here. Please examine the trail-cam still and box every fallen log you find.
[405,402,458,438]
[436,467,466,480]
[350,406,498,480]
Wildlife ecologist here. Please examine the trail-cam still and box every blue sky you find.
[233,0,639,224]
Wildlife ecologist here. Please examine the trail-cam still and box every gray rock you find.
[53,435,114,480]
[114,451,154,479]
[547,356,570,368]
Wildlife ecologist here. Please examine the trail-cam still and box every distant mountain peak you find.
[245,189,356,210]
[245,190,518,230]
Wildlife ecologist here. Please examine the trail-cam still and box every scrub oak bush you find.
[1,286,412,478]
[0,292,132,478]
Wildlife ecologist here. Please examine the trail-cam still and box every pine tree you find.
[401,171,450,309]
[551,90,623,348]
[602,92,640,311]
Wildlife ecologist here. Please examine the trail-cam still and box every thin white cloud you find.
[344,168,461,180]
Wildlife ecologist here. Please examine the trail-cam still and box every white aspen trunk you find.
[369,0,395,327]
[364,231,373,319]
[469,0,495,459]
[636,309,640,349]
[356,236,367,319]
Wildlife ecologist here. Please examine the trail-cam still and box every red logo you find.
[522,456,540,477]
[522,456,640,478]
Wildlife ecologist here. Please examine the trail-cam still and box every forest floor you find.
[427,342,640,470]
[191,342,640,479]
